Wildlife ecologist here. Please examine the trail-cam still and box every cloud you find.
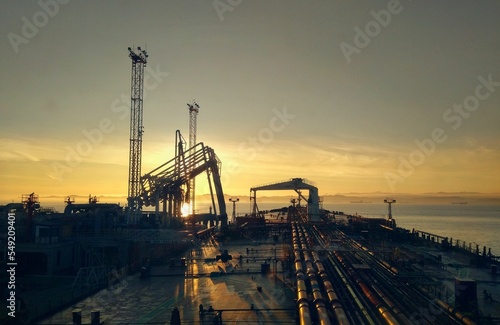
[13,150,40,162]
[0,138,47,162]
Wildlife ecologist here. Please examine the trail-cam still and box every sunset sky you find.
[1,0,500,206]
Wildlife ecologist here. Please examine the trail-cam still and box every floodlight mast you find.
[229,197,239,224]
[384,198,396,220]
[127,46,148,224]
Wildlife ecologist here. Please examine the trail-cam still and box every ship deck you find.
[36,222,500,324]
[39,237,296,325]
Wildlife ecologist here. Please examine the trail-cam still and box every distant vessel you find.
[350,200,372,203]
[451,201,468,205]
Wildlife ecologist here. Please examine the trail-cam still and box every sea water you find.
[332,203,500,256]
[251,202,500,257]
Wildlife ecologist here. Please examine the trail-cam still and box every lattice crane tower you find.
[127,46,148,223]
[187,100,199,214]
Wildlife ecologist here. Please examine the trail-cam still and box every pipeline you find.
[321,273,350,325]
[312,225,366,324]
[351,232,467,325]
[334,251,401,325]
[423,289,478,325]
[358,281,399,325]
[371,283,413,325]
[311,250,350,325]
[310,226,373,324]
[337,229,463,325]
[297,278,309,303]
[327,253,376,325]
[343,238,412,324]
[295,224,334,325]
[348,243,422,322]
[336,245,409,325]
[318,225,479,325]
[309,277,332,325]
[335,229,419,314]
[293,223,313,325]
[298,301,313,325]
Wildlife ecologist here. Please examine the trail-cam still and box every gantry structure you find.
[250,178,320,222]
[127,46,148,224]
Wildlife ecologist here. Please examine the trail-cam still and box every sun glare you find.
[181,202,191,217]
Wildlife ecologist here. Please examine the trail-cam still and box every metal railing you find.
[414,229,497,261]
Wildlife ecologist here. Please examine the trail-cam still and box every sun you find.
[181,202,191,217]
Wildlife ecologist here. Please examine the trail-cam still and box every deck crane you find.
[250,178,320,222]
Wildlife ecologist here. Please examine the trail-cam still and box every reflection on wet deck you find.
[40,239,296,324]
